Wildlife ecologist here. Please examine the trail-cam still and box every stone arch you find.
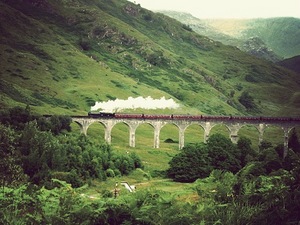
[160,122,179,149]
[263,124,285,147]
[110,120,130,130]
[111,121,130,147]
[71,120,84,133]
[86,121,106,141]
[238,124,261,151]
[135,122,155,148]
[184,123,205,144]
[209,123,231,139]
[143,121,156,129]
[71,119,96,136]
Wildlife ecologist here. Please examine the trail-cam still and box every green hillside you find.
[1,0,300,116]
[160,11,300,61]
[244,18,300,59]
[278,55,300,74]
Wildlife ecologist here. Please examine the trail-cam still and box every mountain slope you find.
[277,56,300,74]
[159,11,300,61]
[1,0,300,116]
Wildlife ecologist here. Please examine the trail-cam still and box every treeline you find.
[167,133,300,182]
[2,154,300,224]
[166,132,300,224]
[0,106,72,134]
[0,106,143,188]
[1,106,300,224]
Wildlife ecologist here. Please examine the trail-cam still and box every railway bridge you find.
[72,116,300,157]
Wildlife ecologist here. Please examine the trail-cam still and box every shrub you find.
[105,168,115,178]
[207,134,241,173]
[167,143,212,182]
[238,91,257,110]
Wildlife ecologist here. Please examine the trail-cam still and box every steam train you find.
[87,111,300,122]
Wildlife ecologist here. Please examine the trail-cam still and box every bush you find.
[238,91,257,110]
[207,134,241,173]
[167,143,212,182]
[79,38,90,51]
[105,168,115,178]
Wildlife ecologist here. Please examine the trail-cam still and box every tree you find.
[167,143,212,182]
[207,134,241,173]
[238,91,257,110]
[259,140,273,151]
[19,122,62,184]
[49,115,72,135]
[0,124,27,190]
[289,128,300,153]
[0,106,35,130]
[237,136,256,167]
[260,148,282,174]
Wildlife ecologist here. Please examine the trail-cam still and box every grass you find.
[71,116,290,201]
[2,0,300,200]
[1,0,300,118]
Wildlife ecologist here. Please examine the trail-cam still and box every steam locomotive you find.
[88,111,116,118]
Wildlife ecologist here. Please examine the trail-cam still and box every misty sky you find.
[128,0,300,19]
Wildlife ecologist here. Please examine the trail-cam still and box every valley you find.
[1,0,300,224]
[1,0,300,117]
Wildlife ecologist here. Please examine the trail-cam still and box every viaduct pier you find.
[72,115,300,157]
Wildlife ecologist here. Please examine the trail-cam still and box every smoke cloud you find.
[91,96,180,112]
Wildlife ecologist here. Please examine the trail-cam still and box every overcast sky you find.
[128,0,300,19]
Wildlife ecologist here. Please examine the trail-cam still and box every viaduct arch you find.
[72,116,300,158]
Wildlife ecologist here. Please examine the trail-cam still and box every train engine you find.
[88,111,115,118]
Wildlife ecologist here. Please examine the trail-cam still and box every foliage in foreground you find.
[1,163,300,225]
[0,107,144,188]
[167,132,300,183]
[167,134,256,182]
[1,106,300,224]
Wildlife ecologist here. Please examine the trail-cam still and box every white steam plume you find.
[91,96,179,112]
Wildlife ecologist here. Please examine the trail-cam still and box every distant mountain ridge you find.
[158,11,300,62]
[0,0,300,116]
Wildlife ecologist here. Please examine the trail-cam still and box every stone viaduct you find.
[72,115,300,157]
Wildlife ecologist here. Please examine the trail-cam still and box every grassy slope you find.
[179,15,300,59]
[0,1,175,115]
[0,0,300,117]
[245,18,300,59]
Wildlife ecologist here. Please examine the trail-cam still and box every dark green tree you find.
[207,134,241,173]
[129,152,144,169]
[0,105,35,130]
[237,136,256,167]
[167,143,212,182]
[259,140,273,151]
[258,148,282,174]
[289,128,300,153]
[238,91,257,110]
[49,115,72,135]
[0,124,27,189]
[19,122,62,184]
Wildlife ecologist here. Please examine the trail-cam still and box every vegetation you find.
[168,134,255,182]
[238,91,258,112]
[1,0,300,223]
[1,1,300,116]
[0,107,143,188]
[1,106,300,224]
